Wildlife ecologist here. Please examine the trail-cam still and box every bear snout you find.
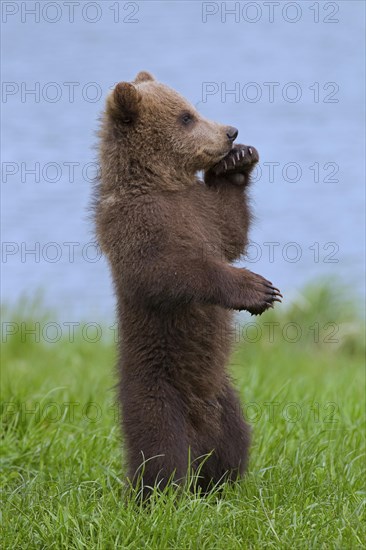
[226,127,239,142]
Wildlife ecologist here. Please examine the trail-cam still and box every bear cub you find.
[94,71,282,497]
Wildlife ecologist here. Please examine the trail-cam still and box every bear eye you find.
[181,112,193,125]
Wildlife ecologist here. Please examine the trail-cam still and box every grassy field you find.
[1,283,365,549]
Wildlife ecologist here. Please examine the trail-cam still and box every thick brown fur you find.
[94,71,282,497]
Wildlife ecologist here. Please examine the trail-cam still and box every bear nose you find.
[226,127,238,142]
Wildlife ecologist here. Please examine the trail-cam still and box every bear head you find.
[103,71,238,179]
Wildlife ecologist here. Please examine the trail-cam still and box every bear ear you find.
[107,82,141,124]
[134,71,155,84]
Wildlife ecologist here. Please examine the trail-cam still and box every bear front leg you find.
[203,144,259,262]
[128,251,282,315]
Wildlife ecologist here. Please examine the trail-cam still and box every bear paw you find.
[233,269,282,315]
[245,275,282,316]
[213,144,259,175]
[205,144,259,186]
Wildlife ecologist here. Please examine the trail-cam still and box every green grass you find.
[1,283,365,549]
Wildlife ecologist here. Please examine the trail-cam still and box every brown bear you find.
[94,71,281,497]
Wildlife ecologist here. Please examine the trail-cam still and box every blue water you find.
[2,1,365,320]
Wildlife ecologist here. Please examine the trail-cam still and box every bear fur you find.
[94,71,281,496]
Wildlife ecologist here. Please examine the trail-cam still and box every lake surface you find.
[2,1,365,321]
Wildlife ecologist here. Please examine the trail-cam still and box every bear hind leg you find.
[121,382,189,499]
[195,386,251,492]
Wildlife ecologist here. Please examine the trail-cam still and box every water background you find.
[2,1,365,321]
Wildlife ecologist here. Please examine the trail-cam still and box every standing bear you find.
[94,71,281,496]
